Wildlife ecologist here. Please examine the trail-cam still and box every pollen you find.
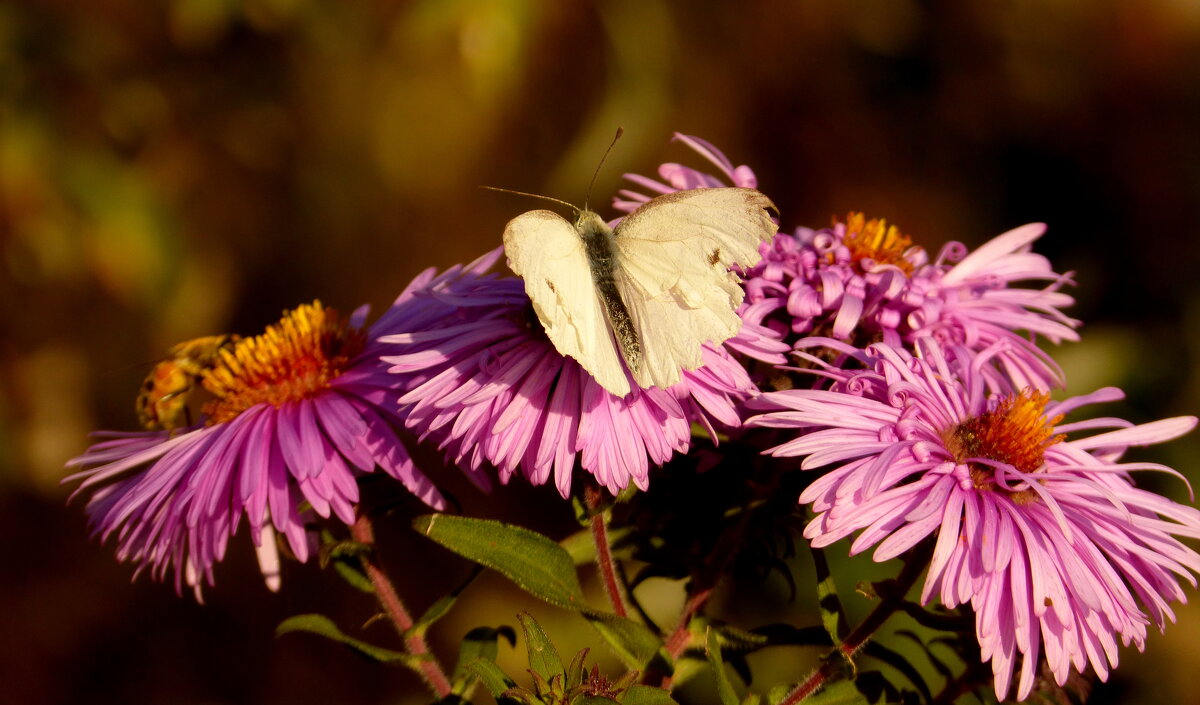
[836,212,916,274]
[200,301,365,424]
[945,390,1065,489]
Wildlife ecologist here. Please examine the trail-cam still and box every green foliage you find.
[582,612,662,670]
[706,627,740,705]
[812,547,850,650]
[450,626,518,698]
[275,614,412,665]
[415,513,665,671]
[470,612,678,705]
[415,514,587,610]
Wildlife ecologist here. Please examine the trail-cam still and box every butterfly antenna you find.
[481,186,579,215]
[584,127,624,211]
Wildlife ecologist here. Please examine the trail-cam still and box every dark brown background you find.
[3,1,1199,703]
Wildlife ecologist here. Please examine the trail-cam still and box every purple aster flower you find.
[380,248,787,497]
[617,135,1079,391]
[66,301,446,598]
[748,339,1200,700]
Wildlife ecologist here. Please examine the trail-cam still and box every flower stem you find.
[585,484,629,618]
[352,511,453,698]
[779,545,931,705]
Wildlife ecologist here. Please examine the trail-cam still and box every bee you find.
[136,334,239,431]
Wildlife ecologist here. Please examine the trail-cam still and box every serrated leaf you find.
[275,614,410,665]
[416,514,586,610]
[518,612,566,683]
[620,684,678,705]
[706,627,739,705]
[584,611,661,669]
[450,626,518,696]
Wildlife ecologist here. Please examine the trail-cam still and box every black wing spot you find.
[708,248,721,265]
[546,279,557,293]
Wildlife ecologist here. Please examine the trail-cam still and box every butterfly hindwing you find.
[503,209,631,396]
[610,187,777,389]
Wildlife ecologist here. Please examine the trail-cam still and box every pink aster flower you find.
[617,135,1079,390]
[66,302,446,598]
[740,216,1079,391]
[748,339,1200,700]
[380,248,787,497]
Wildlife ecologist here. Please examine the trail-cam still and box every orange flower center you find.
[944,390,1064,495]
[837,212,916,274]
[200,301,365,424]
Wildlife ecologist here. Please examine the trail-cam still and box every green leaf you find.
[620,685,679,705]
[800,673,905,705]
[583,611,662,669]
[518,612,566,683]
[275,614,410,665]
[467,659,525,704]
[766,684,792,705]
[318,532,374,593]
[414,567,483,639]
[416,514,586,610]
[576,697,621,705]
[566,648,589,691]
[450,626,518,697]
[861,641,931,703]
[332,560,375,593]
[800,681,870,705]
[706,627,739,705]
[740,693,762,705]
[811,547,849,649]
[560,525,634,565]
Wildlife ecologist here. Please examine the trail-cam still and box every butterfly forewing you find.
[610,187,778,389]
[503,209,631,396]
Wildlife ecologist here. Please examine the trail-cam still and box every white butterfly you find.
[503,187,778,397]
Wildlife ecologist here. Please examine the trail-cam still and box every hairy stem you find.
[352,511,453,698]
[585,484,629,618]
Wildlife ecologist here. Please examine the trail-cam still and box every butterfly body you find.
[504,187,777,397]
[575,210,644,375]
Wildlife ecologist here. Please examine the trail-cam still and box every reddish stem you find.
[352,512,453,698]
[585,485,629,618]
[658,586,714,689]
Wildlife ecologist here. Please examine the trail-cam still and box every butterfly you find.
[503,187,778,397]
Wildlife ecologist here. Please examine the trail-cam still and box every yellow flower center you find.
[944,390,1064,495]
[837,212,916,274]
[200,301,365,425]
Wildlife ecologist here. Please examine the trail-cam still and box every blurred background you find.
[3,0,1200,703]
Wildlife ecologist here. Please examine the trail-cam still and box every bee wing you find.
[611,187,777,389]
[503,209,630,396]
